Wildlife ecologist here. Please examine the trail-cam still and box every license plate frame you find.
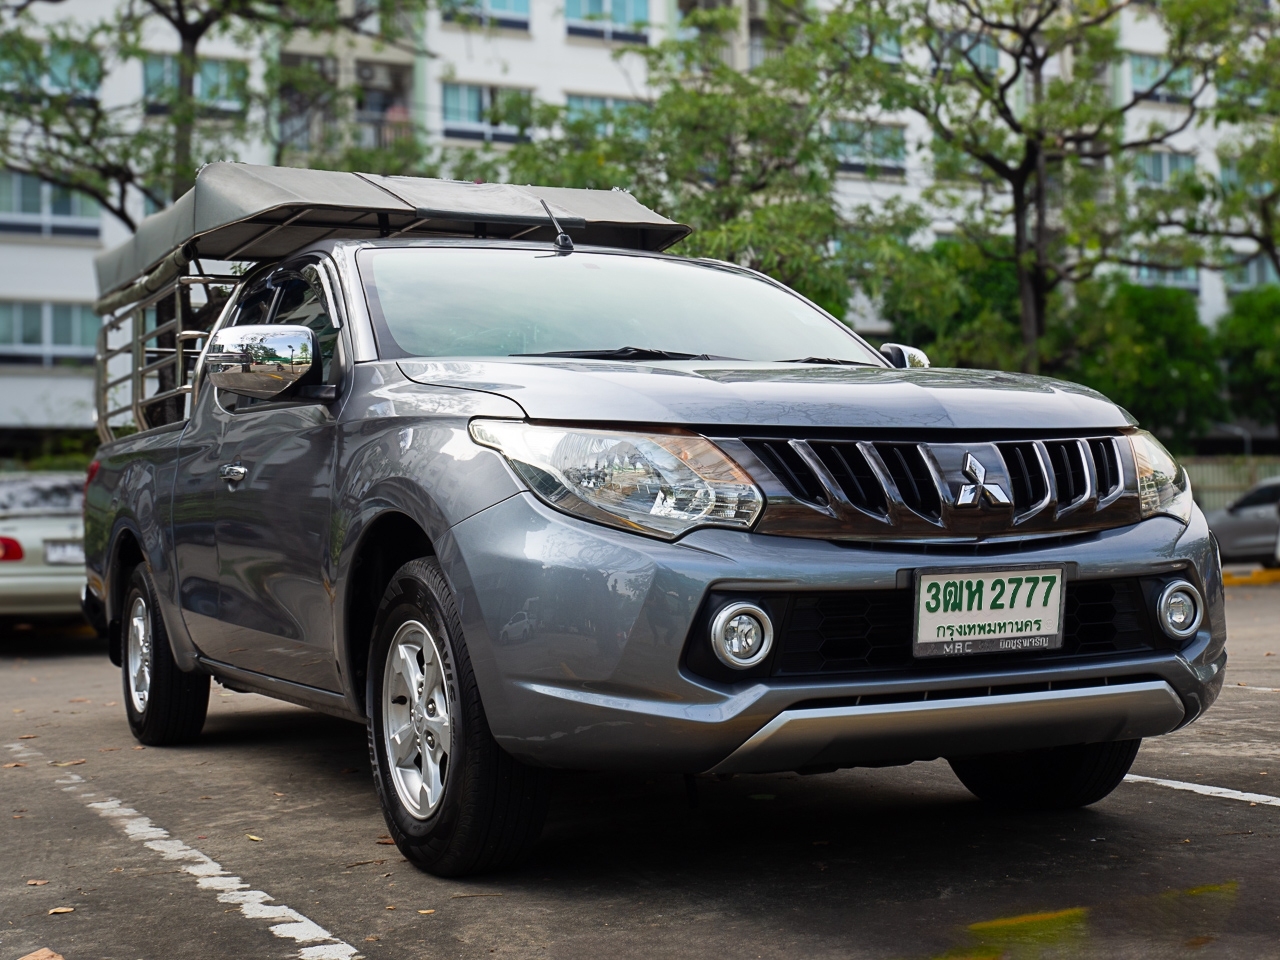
[44,539,85,566]
[913,563,1066,659]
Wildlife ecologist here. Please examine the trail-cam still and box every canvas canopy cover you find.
[93,162,691,310]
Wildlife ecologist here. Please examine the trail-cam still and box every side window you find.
[232,279,276,327]
[1236,485,1280,509]
[271,265,339,383]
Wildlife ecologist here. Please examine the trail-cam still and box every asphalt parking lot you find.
[2,588,1279,960]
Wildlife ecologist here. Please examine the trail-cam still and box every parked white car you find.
[0,473,86,616]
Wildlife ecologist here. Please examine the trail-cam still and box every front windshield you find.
[357,247,884,364]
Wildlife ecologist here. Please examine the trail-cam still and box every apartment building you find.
[0,1,1261,452]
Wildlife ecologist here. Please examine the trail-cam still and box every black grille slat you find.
[1045,440,1088,506]
[1089,438,1122,497]
[997,442,1047,512]
[875,443,941,519]
[810,442,888,516]
[746,440,824,503]
[769,578,1156,678]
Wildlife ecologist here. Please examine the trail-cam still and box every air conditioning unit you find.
[357,62,394,90]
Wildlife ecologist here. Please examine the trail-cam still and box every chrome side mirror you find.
[879,342,931,369]
[206,324,318,400]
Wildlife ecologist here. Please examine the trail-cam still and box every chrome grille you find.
[720,434,1139,543]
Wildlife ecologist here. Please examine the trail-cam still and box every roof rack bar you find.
[223,207,312,261]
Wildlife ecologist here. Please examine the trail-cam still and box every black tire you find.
[949,739,1141,810]
[121,564,209,745]
[367,558,549,877]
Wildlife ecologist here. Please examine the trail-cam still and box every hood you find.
[397,359,1136,432]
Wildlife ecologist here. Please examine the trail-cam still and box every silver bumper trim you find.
[707,680,1185,775]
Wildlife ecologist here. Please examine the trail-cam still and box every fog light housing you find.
[710,602,773,669]
[1157,580,1203,641]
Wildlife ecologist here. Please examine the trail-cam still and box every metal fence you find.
[1183,456,1280,512]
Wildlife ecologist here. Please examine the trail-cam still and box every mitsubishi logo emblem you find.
[956,452,1012,508]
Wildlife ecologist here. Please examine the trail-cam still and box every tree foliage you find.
[464,6,883,318]
[802,0,1239,371]
[0,0,432,225]
[1216,286,1280,435]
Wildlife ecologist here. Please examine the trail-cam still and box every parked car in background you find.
[0,473,86,616]
[1207,477,1280,567]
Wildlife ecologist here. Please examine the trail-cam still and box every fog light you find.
[1157,580,1203,641]
[710,602,773,669]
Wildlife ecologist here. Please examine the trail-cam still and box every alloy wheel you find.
[127,594,152,713]
[382,619,452,819]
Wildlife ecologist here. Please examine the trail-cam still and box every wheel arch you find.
[105,523,146,667]
[344,509,435,717]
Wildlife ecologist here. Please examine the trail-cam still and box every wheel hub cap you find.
[382,620,451,820]
[126,595,152,713]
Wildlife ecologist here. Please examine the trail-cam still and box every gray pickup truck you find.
[84,163,1225,877]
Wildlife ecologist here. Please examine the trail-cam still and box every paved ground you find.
[2,588,1279,960]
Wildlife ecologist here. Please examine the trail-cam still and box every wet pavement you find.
[2,588,1278,960]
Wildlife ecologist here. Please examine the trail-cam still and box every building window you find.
[0,302,99,366]
[565,0,649,43]
[1130,54,1193,104]
[355,61,415,149]
[565,94,644,134]
[443,0,530,30]
[1225,254,1279,290]
[1134,263,1199,289]
[0,170,100,238]
[942,33,999,73]
[833,122,906,176]
[442,83,532,142]
[1135,151,1196,185]
[144,54,247,115]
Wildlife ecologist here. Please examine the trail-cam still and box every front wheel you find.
[368,558,549,876]
[122,564,210,745]
[948,739,1141,809]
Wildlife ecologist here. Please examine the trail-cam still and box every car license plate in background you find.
[914,565,1065,658]
[44,540,85,566]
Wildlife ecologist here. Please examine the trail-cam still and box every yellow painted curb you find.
[1223,569,1280,586]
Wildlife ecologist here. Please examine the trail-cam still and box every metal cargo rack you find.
[94,269,240,443]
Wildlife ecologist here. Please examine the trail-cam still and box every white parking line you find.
[1125,773,1280,807]
[6,741,361,960]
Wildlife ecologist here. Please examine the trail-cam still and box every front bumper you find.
[447,493,1226,774]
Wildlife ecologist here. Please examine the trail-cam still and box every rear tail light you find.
[0,537,24,561]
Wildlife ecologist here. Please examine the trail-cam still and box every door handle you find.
[219,463,248,483]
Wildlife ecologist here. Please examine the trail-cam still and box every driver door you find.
[210,262,346,691]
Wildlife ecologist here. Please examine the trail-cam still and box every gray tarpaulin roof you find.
[94,162,691,299]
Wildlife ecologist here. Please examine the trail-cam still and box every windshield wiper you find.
[512,347,738,362]
[784,356,878,366]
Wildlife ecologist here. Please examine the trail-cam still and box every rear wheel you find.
[122,565,209,745]
[949,739,1141,809]
[368,558,549,877]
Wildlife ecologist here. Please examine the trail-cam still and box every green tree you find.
[1140,3,1280,284]
[876,236,1024,368]
[1216,286,1280,435]
[801,0,1236,371]
[0,0,432,222]
[469,5,884,318]
[1046,280,1223,450]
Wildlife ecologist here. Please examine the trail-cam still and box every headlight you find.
[1129,430,1193,524]
[470,420,764,539]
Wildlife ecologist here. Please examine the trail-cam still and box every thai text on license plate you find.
[914,566,1065,658]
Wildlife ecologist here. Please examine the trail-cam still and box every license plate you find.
[914,565,1065,658]
[44,540,85,566]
